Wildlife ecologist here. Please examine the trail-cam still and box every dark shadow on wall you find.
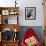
[18,26,44,46]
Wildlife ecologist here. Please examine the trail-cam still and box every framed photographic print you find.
[2,10,9,15]
[25,7,36,20]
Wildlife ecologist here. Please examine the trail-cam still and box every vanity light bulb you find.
[14,29,17,32]
[11,10,14,11]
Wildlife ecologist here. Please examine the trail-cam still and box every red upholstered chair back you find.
[21,28,41,46]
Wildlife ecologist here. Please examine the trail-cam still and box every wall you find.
[43,0,46,26]
[18,0,44,26]
[0,0,44,26]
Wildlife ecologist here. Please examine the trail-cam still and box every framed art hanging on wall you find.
[25,7,36,20]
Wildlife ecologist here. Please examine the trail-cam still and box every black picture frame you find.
[25,7,36,20]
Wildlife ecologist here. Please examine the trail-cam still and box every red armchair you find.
[21,28,41,46]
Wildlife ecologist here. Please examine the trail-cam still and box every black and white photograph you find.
[25,7,36,20]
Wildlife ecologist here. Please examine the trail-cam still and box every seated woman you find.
[21,28,41,46]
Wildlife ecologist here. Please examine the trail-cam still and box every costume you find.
[21,28,41,46]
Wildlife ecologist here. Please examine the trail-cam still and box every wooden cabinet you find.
[2,41,19,46]
[0,7,19,46]
[0,41,19,46]
[0,7,19,24]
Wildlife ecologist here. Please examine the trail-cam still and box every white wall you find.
[18,0,44,26]
[0,0,44,26]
